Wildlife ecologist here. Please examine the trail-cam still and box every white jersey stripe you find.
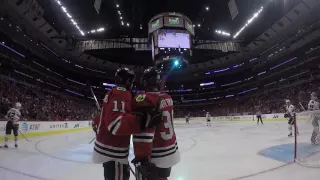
[151,141,177,151]
[108,116,122,132]
[112,121,121,135]
[133,138,153,143]
[95,140,129,151]
[94,145,129,157]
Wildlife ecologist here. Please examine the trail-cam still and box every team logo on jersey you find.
[117,87,126,91]
[136,94,146,102]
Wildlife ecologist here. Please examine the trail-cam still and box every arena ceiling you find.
[35,0,303,66]
[38,0,300,40]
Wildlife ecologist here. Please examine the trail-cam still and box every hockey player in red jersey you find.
[92,68,162,180]
[131,67,180,180]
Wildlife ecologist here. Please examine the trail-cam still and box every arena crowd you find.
[0,77,95,121]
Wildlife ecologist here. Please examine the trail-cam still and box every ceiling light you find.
[118,11,121,15]
[73,21,77,25]
[121,21,124,25]
[9,24,11,26]
[57,1,61,5]
[127,23,130,27]
[80,31,85,36]
[61,6,67,13]
[234,6,264,39]
[116,4,119,8]
[120,16,123,19]
[0,18,3,20]
[215,29,230,36]
[91,30,96,33]
[97,27,105,32]
[206,7,209,11]
[66,13,72,18]
[197,24,201,27]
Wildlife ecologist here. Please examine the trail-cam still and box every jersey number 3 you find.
[161,110,174,140]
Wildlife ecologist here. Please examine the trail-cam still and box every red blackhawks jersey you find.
[92,86,141,164]
[132,92,180,168]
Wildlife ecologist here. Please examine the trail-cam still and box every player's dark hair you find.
[115,68,135,90]
[141,67,161,91]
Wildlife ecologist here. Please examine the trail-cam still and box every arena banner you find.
[171,112,310,124]
[0,121,91,134]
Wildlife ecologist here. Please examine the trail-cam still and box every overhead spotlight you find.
[120,16,123,20]
[91,30,96,33]
[0,18,3,20]
[118,11,121,15]
[116,4,119,8]
[233,6,264,39]
[97,27,105,32]
[121,21,124,25]
[73,21,77,25]
[206,6,209,11]
[174,60,179,66]
[193,25,195,27]
[140,25,143,30]
[9,24,11,26]
[66,13,72,18]
[80,31,85,36]
[127,23,130,27]
[57,1,61,5]
[197,24,201,27]
[61,6,67,13]
[30,40,32,42]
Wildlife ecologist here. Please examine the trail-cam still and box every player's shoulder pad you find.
[116,86,127,92]
[135,94,147,102]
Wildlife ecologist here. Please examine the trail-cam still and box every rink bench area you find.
[0,112,310,139]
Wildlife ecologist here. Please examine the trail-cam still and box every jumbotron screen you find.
[158,30,190,49]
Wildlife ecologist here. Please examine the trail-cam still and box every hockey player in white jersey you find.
[308,92,320,145]
[3,102,22,148]
[206,112,211,126]
[285,100,299,137]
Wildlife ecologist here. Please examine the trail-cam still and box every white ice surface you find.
[1,121,320,180]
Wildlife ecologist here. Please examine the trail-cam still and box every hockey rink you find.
[1,120,320,180]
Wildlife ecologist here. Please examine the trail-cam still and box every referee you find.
[256,110,263,125]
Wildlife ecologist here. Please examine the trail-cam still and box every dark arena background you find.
[1,0,320,179]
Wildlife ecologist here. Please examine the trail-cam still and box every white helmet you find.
[285,99,290,103]
[15,102,22,109]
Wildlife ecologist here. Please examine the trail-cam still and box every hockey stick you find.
[19,130,31,142]
[299,102,306,111]
[89,137,96,144]
[88,84,101,144]
[129,165,135,175]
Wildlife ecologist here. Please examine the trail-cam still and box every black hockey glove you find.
[131,158,158,180]
[284,113,290,118]
[92,127,97,133]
